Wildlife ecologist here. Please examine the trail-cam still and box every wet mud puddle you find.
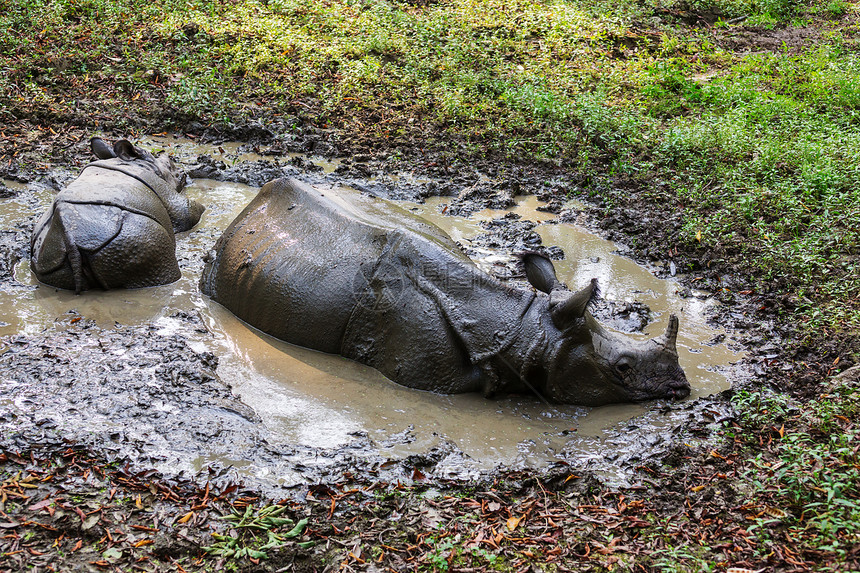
[0,143,740,486]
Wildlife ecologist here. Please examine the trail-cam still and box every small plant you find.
[732,388,794,428]
[424,537,457,571]
[823,0,849,18]
[203,504,311,560]
[733,379,860,566]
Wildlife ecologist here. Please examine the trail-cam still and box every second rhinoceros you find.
[31,138,204,293]
[200,178,690,406]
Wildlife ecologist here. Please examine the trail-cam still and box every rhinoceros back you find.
[200,178,405,353]
[57,163,175,231]
[30,161,181,291]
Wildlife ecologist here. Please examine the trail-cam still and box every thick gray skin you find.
[200,178,690,406]
[30,138,205,293]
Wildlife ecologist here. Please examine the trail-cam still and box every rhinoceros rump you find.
[200,178,690,406]
[31,138,204,293]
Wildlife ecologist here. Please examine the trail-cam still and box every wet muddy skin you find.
[0,136,743,494]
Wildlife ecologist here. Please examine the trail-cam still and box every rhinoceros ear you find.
[113,140,143,161]
[520,251,560,294]
[90,137,117,159]
[550,278,600,328]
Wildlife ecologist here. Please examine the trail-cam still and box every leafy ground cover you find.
[2,381,858,572]
[1,0,860,570]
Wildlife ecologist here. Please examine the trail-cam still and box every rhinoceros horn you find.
[657,314,680,352]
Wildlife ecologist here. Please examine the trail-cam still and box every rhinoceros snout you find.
[664,374,691,400]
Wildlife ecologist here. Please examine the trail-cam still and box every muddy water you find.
[0,144,741,483]
[200,189,736,475]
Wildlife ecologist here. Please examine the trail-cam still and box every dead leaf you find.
[74,506,87,522]
[176,511,194,524]
[82,514,100,530]
[102,547,122,562]
[506,515,522,531]
[762,506,789,519]
[28,498,54,511]
[594,538,621,555]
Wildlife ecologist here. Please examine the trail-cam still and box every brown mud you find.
[0,136,739,491]
[0,126,809,572]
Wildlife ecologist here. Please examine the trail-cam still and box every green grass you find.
[660,44,860,328]
[731,383,860,569]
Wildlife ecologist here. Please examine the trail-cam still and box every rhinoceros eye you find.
[615,358,634,376]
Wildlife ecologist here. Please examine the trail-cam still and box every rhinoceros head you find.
[520,253,690,406]
[91,137,188,195]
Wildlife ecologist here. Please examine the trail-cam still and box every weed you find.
[202,504,311,560]
[424,537,457,571]
[732,382,860,566]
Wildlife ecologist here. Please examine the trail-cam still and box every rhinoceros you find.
[200,178,690,406]
[30,138,204,293]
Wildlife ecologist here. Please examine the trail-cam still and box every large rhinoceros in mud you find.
[200,178,689,406]
[31,138,204,293]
